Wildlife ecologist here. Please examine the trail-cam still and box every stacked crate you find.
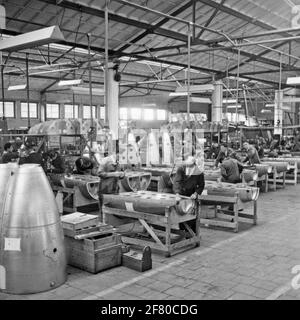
[61,212,122,273]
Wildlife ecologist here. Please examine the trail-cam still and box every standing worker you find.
[98,156,125,219]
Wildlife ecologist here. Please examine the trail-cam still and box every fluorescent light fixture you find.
[71,86,104,96]
[169,92,188,97]
[190,97,211,103]
[286,76,300,85]
[265,103,275,107]
[7,84,27,91]
[223,99,237,104]
[0,26,65,52]
[175,84,215,93]
[141,103,157,107]
[261,109,272,113]
[58,79,82,86]
[282,105,291,111]
[227,104,242,109]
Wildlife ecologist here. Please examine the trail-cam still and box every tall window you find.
[157,109,167,121]
[83,105,96,119]
[21,102,38,118]
[100,106,105,120]
[46,103,59,119]
[119,108,128,120]
[143,108,154,120]
[0,101,15,118]
[64,104,78,119]
[130,108,141,120]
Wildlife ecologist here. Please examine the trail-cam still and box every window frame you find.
[20,102,38,119]
[46,103,60,119]
[83,105,96,119]
[0,101,15,118]
[64,104,79,119]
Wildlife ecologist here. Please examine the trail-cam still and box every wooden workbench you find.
[102,202,200,257]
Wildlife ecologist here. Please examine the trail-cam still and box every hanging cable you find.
[236,47,241,124]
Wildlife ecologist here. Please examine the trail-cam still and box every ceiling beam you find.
[21,1,296,72]
[196,0,227,39]
[116,0,196,52]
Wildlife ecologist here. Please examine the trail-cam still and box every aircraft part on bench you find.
[103,191,195,216]
[204,169,221,181]
[263,157,300,169]
[0,164,67,294]
[205,181,260,202]
[262,161,289,173]
[119,172,152,192]
[64,174,99,200]
[253,164,272,177]
[242,169,258,183]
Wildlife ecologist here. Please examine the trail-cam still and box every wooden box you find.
[61,212,99,232]
[65,233,122,273]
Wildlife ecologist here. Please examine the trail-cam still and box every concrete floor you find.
[1,180,300,300]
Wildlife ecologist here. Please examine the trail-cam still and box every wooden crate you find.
[65,233,122,273]
[61,212,99,231]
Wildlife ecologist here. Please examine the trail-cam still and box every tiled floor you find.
[2,180,300,300]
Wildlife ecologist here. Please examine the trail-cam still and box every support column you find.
[211,80,223,123]
[107,62,119,140]
[274,90,283,136]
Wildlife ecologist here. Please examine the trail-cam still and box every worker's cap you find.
[184,156,196,166]
[100,155,117,167]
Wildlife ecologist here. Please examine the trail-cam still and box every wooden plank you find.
[169,236,200,250]
[152,229,182,241]
[63,225,108,238]
[74,230,114,240]
[121,236,167,251]
[61,212,99,231]
[103,206,168,225]
[138,218,164,246]
[200,218,238,230]
[199,194,238,204]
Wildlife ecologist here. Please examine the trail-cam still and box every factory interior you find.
[2,0,300,303]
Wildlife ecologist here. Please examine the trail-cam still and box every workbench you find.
[102,201,200,257]
[52,185,98,213]
[199,192,257,233]
[263,157,299,186]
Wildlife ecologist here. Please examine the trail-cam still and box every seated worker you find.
[220,157,241,184]
[1,142,19,163]
[98,155,125,216]
[172,156,205,202]
[47,150,65,174]
[74,156,97,175]
[242,142,261,165]
[206,142,220,159]
[215,143,242,167]
[19,144,45,168]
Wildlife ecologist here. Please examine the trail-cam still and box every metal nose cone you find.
[0,164,67,294]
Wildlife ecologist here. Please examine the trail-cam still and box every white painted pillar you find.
[107,63,119,140]
[211,80,223,123]
[274,90,283,135]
